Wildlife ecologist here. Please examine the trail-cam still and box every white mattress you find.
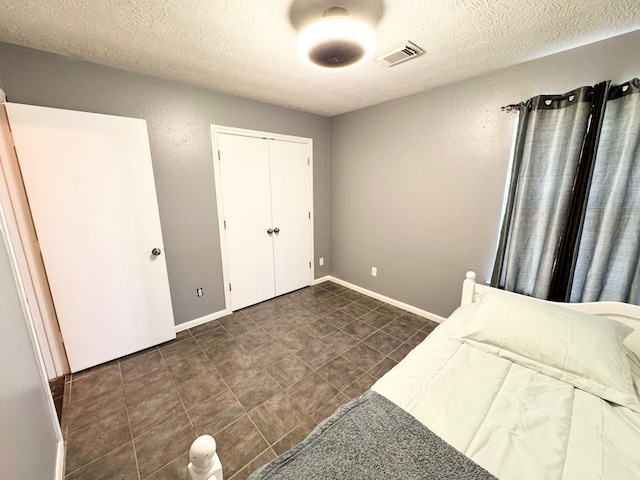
[372,304,640,479]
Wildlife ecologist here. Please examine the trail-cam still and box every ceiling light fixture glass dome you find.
[298,7,376,69]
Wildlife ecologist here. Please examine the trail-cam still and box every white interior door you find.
[6,103,176,373]
[269,140,312,295]
[217,133,276,310]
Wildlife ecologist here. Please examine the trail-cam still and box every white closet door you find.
[218,133,276,310]
[6,103,175,373]
[269,140,312,295]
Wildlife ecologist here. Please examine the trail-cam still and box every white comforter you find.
[372,304,640,479]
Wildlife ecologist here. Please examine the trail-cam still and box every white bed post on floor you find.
[188,435,223,480]
[461,271,477,305]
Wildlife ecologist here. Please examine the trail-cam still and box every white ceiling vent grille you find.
[375,41,424,67]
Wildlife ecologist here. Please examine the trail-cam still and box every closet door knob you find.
[273,228,280,234]
[151,248,162,256]
[267,228,274,236]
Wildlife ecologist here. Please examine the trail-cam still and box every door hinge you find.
[223,220,226,229]
[229,283,232,291]
[309,261,311,268]
[218,150,221,161]
[307,158,310,165]
[308,212,310,219]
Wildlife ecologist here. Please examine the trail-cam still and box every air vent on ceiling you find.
[375,41,424,67]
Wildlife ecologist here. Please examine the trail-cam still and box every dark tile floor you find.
[49,375,66,422]
[61,281,439,480]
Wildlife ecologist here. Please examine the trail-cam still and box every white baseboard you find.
[314,276,445,323]
[180,276,446,334]
[55,439,65,479]
[175,309,230,333]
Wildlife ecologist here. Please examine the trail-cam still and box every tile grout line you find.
[118,358,143,480]
[225,285,384,470]
[147,334,204,478]
[192,302,366,477]
[142,448,190,479]
[158,342,192,430]
[225,358,275,453]
[62,442,127,478]
[215,378,273,478]
[178,336,222,432]
[227,446,275,480]
[65,282,422,480]
[63,377,72,440]
[315,364,363,401]
[208,324,302,475]
[62,363,134,478]
[185,339,274,477]
[131,421,192,480]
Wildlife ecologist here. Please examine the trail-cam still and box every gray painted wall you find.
[0,43,331,325]
[1,31,638,327]
[330,30,640,318]
[0,216,59,477]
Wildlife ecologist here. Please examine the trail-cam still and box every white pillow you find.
[623,329,640,363]
[455,292,640,412]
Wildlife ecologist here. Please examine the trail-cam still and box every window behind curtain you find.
[492,87,592,298]
[492,78,640,305]
[570,81,640,304]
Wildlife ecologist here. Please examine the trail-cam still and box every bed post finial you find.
[461,271,477,305]
[188,435,223,480]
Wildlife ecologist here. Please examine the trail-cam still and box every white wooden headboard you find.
[461,271,640,331]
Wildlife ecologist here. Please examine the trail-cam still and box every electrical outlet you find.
[196,287,203,297]
[371,267,377,277]
[319,257,324,266]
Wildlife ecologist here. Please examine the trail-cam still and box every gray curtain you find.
[493,87,592,298]
[570,80,640,303]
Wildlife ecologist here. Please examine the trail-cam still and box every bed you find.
[190,271,640,480]
[372,272,640,479]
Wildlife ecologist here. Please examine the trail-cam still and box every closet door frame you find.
[210,125,314,313]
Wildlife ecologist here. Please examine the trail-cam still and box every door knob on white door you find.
[273,228,280,234]
[267,229,274,236]
[151,248,162,256]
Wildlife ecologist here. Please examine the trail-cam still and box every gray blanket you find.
[249,391,496,479]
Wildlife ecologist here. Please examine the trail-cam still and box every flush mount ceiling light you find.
[298,7,376,69]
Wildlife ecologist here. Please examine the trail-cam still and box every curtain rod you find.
[501,103,522,112]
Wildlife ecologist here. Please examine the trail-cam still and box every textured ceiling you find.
[1,0,639,116]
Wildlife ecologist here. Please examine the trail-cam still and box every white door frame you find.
[210,125,314,312]
[0,105,68,379]
[0,174,65,479]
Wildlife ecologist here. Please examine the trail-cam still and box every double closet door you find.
[214,130,312,311]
